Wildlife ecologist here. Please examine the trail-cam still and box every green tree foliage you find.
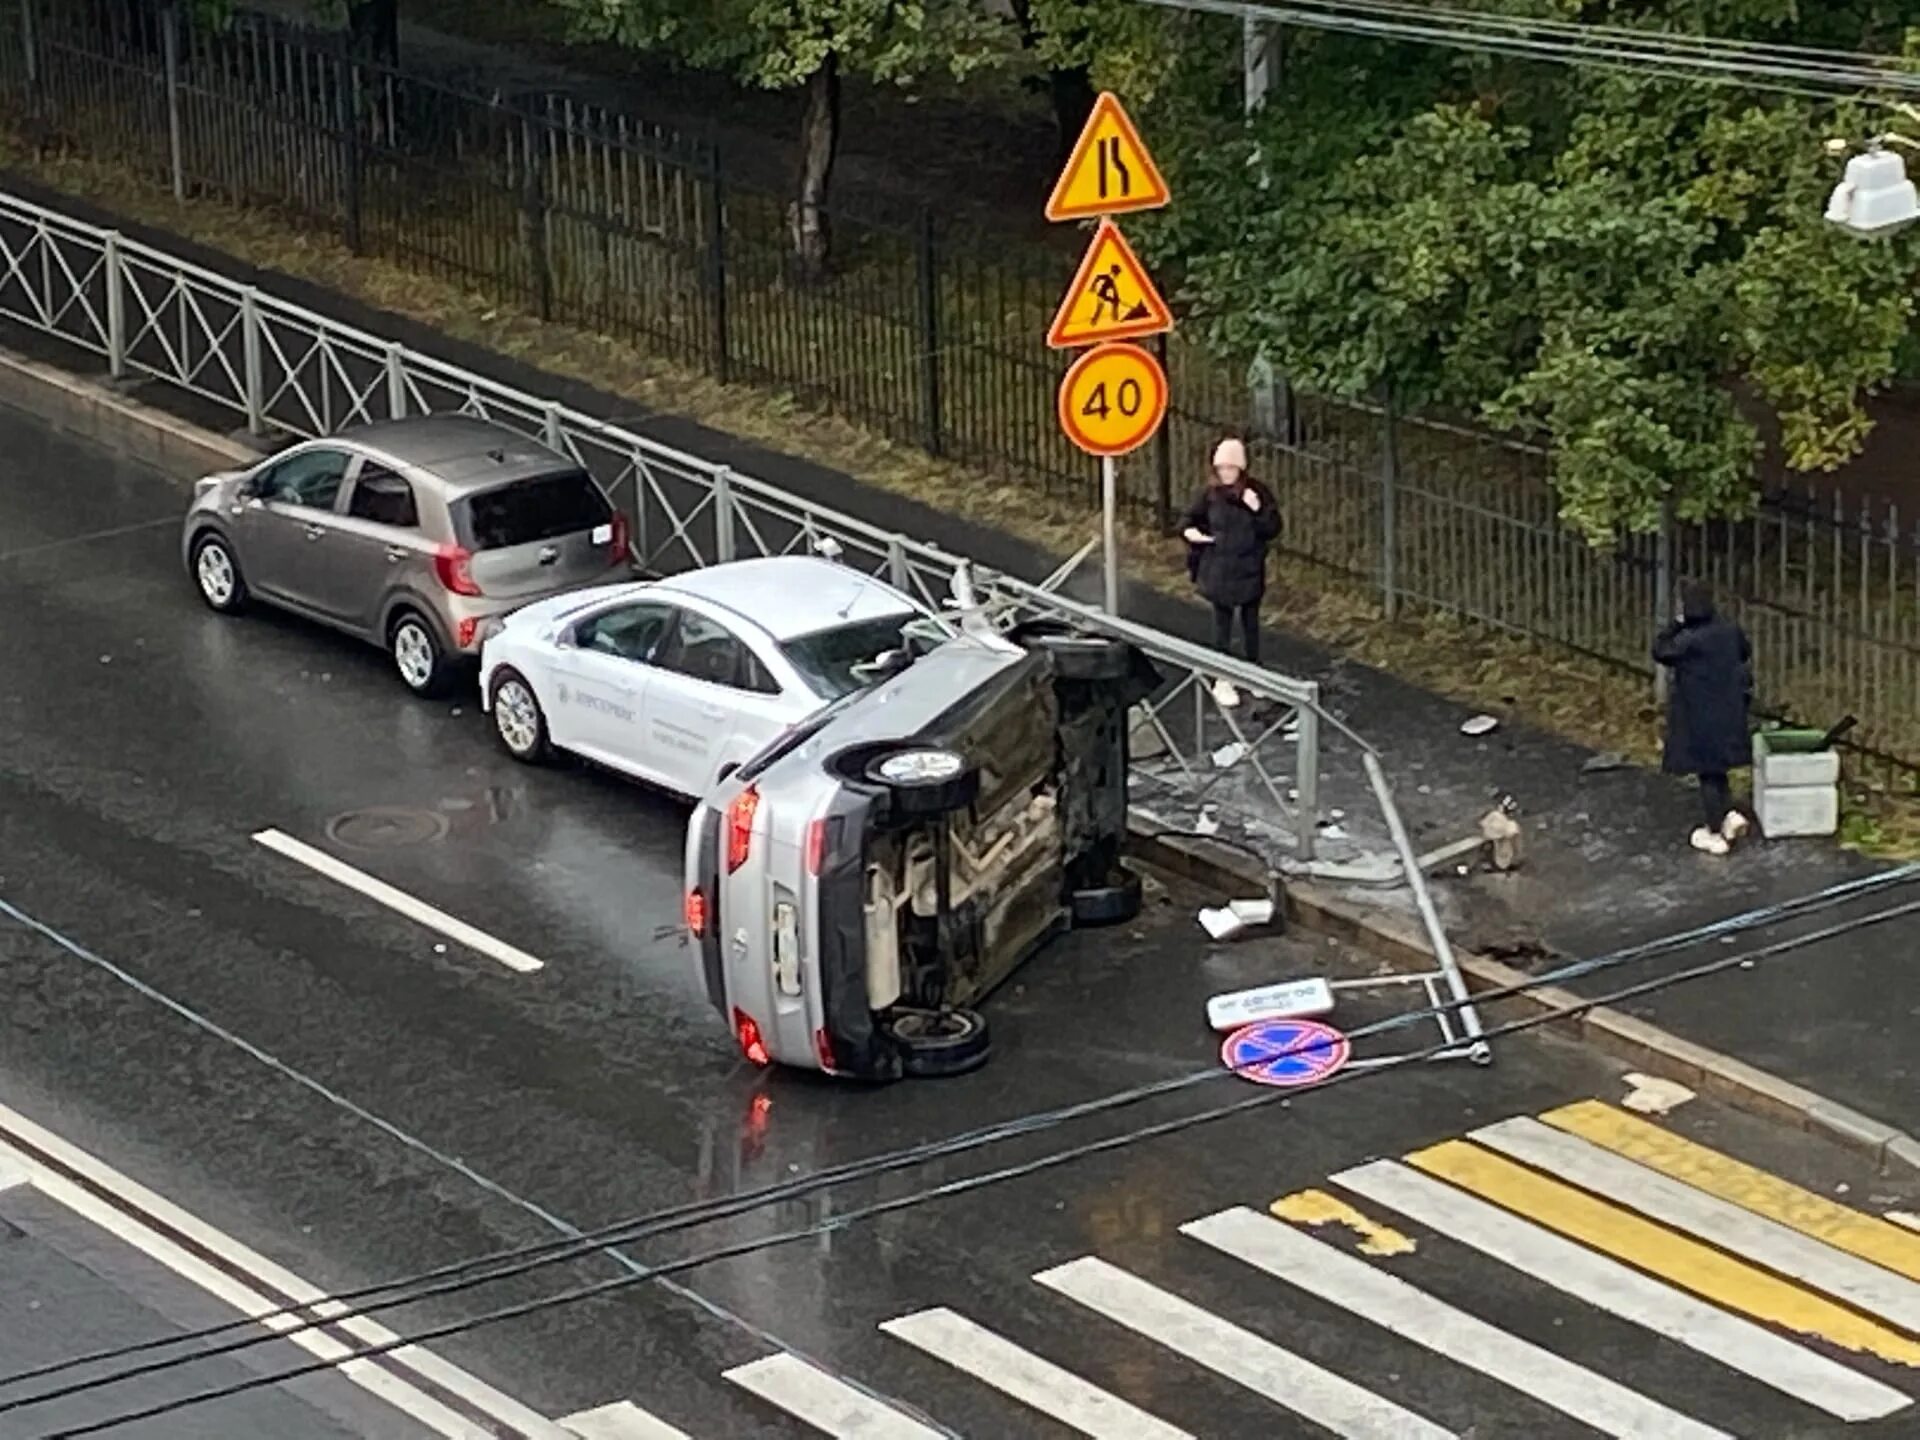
[552,0,1008,271]
[1143,8,1920,540]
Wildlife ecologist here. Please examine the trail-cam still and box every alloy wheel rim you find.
[496,681,538,753]
[394,623,434,688]
[197,544,234,605]
[876,749,963,785]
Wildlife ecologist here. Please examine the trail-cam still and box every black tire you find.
[883,1007,991,1078]
[857,745,979,819]
[1070,867,1143,927]
[189,531,249,614]
[488,666,550,764]
[389,610,452,698]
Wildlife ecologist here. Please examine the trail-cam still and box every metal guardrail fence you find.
[0,186,1343,859]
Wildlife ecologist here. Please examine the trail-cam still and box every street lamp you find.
[1825,135,1920,237]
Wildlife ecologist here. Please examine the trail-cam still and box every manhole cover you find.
[325,807,449,850]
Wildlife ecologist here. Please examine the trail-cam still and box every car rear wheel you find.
[489,668,550,763]
[390,612,450,698]
[191,533,248,614]
[860,745,979,819]
[883,1007,990,1078]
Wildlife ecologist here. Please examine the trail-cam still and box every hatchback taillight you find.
[433,543,482,597]
[726,786,760,874]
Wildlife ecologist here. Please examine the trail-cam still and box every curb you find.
[10,340,1915,1186]
[1128,818,1920,1182]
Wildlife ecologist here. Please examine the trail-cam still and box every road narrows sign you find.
[1045,92,1171,223]
[1057,343,1168,458]
[1046,220,1172,350]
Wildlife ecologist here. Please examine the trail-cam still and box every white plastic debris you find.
[1621,1073,1694,1115]
[1212,741,1248,769]
[1198,900,1274,941]
[1206,976,1334,1030]
[1194,804,1221,836]
[1460,714,1500,737]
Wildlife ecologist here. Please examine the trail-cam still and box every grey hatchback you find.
[182,415,629,695]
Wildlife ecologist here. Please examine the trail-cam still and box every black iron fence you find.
[7,0,1920,778]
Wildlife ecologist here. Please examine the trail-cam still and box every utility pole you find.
[1242,18,1293,444]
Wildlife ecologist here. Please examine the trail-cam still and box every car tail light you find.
[813,1027,836,1074]
[734,1008,770,1066]
[684,887,706,937]
[433,543,482,597]
[805,818,827,877]
[607,511,629,566]
[726,786,760,874]
[455,617,480,648]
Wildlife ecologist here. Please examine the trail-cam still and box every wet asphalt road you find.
[2,403,1916,1439]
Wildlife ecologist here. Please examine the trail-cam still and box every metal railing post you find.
[542,400,565,452]
[1380,383,1399,619]
[19,0,37,112]
[1154,332,1174,534]
[384,342,407,419]
[1654,499,1673,703]
[1295,695,1319,861]
[705,141,729,384]
[240,287,264,435]
[713,465,735,563]
[103,232,126,378]
[162,5,185,202]
[341,59,364,254]
[886,535,909,592]
[915,207,942,457]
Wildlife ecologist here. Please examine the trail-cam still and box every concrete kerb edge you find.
[1129,821,1920,1182]
[13,342,1913,1185]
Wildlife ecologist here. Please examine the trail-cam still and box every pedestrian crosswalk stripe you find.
[882,1307,1193,1439]
[1543,1100,1920,1283]
[723,1354,949,1438]
[1186,1206,1732,1440]
[1035,1255,1457,1439]
[1336,1159,1911,1421]
[1406,1139,1920,1369]
[558,1400,692,1439]
[1476,1116,1920,1335]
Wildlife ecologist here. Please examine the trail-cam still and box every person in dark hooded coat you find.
[1653,579,1753,854]
[1182,436,1279,707]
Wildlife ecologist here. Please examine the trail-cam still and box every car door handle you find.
[699,704,726,720]
[385,547,407,563]
[303,524,325,541]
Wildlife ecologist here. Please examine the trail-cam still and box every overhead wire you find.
[8,863,1916,1425]
[35,885,1920,1439]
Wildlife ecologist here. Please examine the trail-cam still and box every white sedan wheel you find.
[494,678,543,757]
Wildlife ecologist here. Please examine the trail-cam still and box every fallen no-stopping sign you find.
[1220,1017,1351,1088]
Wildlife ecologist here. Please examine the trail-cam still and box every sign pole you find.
[1101,454,1119,614]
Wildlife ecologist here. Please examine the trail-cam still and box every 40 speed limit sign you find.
[1056,341,1168,457]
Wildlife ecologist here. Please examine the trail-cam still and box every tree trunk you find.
[1048,64,1096,169]
[347,0,398,65]
[790,52,840,279]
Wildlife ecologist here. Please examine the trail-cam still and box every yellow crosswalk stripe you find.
[1405,1140,1920,1368]
[1542,1100,1920,1284]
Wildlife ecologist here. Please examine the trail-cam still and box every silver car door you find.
[328,461,425,635]
[241,447,353,612]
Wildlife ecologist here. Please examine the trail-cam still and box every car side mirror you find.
[554,628,576,650]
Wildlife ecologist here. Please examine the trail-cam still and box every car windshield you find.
[778,612,922,701]
[454,469,612,551]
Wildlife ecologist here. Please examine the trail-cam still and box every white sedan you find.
[477,556,930,797]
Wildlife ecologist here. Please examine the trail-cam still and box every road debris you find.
[1621,1072,1695,1115]
[1460,713,1500,736]
[1197,897,1275,942]
[1212,741,1248,768]
[1582,751,1630,773]
[1206,975,1332,1029]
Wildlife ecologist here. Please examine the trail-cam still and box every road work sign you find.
[1045,92,1170,222]
[1056,342,1167,458]
[1047,220,1172,350]
[1221,1018,1350,1088]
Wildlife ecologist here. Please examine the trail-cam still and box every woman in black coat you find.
[1653,579,1753,854]
[1182,437,1279,706]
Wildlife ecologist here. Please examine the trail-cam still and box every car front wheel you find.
[191,532,248,614]
[390,612,450,697]
[489,668,550,763]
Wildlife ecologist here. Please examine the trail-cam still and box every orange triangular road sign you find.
[1047,220,1172,349]
[1045,92,1171,223]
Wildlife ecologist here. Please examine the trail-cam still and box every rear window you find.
[779,612,920,701]
[455,469,612,551]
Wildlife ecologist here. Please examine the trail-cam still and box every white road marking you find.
[253,828,544,973]
[558,1400,691,1439]
[1336,1160,1910,1423]
[882,1307,1192,1439]
[0,1154,27,1192]
[0,1097,573,1439]
[724,1353,948,1437]
[1475,1116,1920,1333]
[1184,1206,1730,1440]
[1034,1256,1455,1440]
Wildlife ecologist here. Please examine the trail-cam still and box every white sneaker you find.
[1212,678,1241,708]
[1721,811,1750,843]
[1690,826,1730,856]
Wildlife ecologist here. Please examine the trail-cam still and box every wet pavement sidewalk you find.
[9,168,1914,1151]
